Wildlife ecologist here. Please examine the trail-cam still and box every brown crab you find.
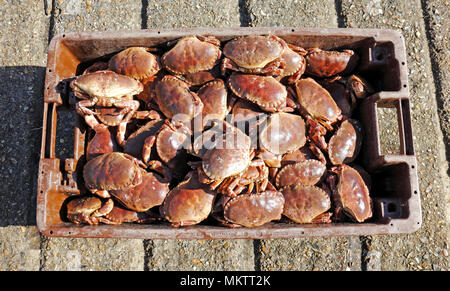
[305,48,359,77]
[123,119,165,160]
[108,47,161,81]
[295,77,342,130]
[179,64,221,87]
[319,76,355,117]
[210,158,269,197]
[70,70,143,146]
[109,165,170,212]
[86,124,118,161]
[228,73,295,113]
[98,205,160,225]
[155,75,203,123]
[281,184,332,224]
[346,75,375,99]
[223,189,285,227]
[160,171,216,227]
[328,164,372,222]
[328,119,363,165]
[230,99,268,148]
[162,35,222,75]
[280,43,307,83]
[134,119,191,167]
[196,79,229,128]
[275,159,326,188]
[66,196,114,225]
[259,112,306,155]
[83,152,146,198]
[222,34,286,75]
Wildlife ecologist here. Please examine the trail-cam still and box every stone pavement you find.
[0,0,448,271]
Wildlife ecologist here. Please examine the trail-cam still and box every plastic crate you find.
[37,27,421,239]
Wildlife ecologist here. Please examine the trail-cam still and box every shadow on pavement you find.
[0,66,46,226]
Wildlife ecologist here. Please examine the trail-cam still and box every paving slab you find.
[340,0,449,271]
[245,0,362,271]
[0,226,41,271]
[145,0,241,28]
[246,0,338,27]
[41,236,144,270]
[52,0,142,33]
[146,240,255,271]
[39,0,147,271]
[258,237,361,271]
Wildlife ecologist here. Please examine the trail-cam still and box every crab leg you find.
[142,135,156,164]
[76,99,102,129]
[113,99,140,147]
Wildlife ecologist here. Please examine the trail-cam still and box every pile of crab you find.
[64,34,375,228]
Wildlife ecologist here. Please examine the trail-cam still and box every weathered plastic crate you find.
[37,27,421,239]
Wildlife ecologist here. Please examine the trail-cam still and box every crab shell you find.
[124,119,165,160]
[333,165,372,222]
[160,171,216,227]
[155,122,191,167]
[275,159,326,188]
[194,120,252,158]
[108,47,161,81]
[202,147,252,181]
[180,64,221,87]
[83,152,143,192]
[228,73,287,112]
[110,169,169,212]
[223,35,285,71]
[155,75,203,122]
[305,48,359,77]
[223,190,285,227]
[197,79,228,127]
[70,70,143,100]
[66,196,113,225]
[280,44,307,83]
[259,112,306,155]
[319,76,353,116]
[93,107,128,126]
[347,75,375,99]
[99,205,159,224]
[281,184,331,224]
[295,77,342,126]
[328,119,363,165]
[162,35,221,75]
[86,126,118,161]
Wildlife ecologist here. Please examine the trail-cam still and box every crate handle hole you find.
[387,203,397,213]
[375,52,384,61]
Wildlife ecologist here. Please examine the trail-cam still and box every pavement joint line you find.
[419,0,450,170]
[253,239,262,271]
[47,0,56,44]
[334,0,346,28]
[141,0,148,29]
[143,239,153,271]
[238,0,251,27]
